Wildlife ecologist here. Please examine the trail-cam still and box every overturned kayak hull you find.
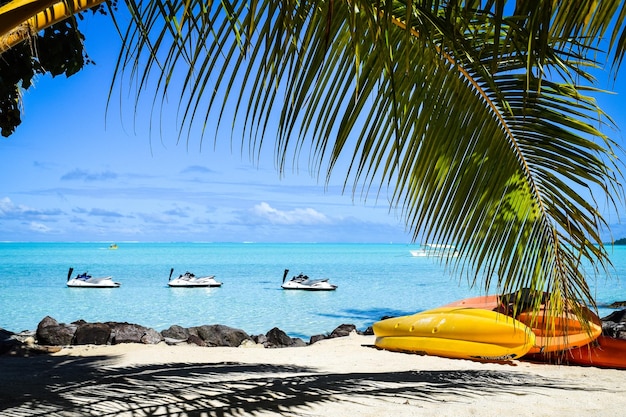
[444,295,602,354]
[566,336,626,369]
[373,307,535,361]
[526,336,626,369]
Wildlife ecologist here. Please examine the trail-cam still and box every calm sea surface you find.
[1,242,625,339]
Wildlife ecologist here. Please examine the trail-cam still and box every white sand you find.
[1,333,624,416]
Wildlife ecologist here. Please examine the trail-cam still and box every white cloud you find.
[0,197,20,215]
[0,197,63,222]
[1,197,40,217]
[29,222,53,233]
[251,202,330,225]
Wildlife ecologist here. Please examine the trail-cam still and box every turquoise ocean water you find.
[1,242,625,339]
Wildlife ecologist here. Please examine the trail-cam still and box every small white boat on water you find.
[66,267,120,288]
[281,269,337,291]
[168,269,222,287]
[409,243,459,258]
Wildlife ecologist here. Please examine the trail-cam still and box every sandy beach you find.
[1,332,624,416]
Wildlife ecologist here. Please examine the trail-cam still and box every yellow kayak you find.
[373,307,536,361]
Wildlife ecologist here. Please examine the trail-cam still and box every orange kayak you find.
[525,336,626,370]
[566,336,626,369]
[443,294,602,354]
[443,294,500,310]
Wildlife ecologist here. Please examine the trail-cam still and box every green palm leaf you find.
[113,0,626,324]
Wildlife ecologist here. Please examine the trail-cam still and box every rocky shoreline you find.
[0,315,374,357]
[2,308,626,358]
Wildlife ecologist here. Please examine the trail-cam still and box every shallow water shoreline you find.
[1,242,625,339]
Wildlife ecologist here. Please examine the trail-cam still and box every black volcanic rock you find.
[190,324,251,347]
[36,316,77,346]
[329,324,357,338]
[73,322,111,345]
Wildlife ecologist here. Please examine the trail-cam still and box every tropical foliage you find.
[0,0,110,136]
[4,1,626,325]
[112,0,626,322]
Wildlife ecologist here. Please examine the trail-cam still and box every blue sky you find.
[0,11,413,243]
[1,10,626,243]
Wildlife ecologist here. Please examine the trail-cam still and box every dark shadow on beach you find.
[0,352,592,416]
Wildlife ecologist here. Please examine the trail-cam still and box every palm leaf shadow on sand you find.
[1,353,591,416]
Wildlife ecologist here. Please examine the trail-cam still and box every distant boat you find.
[108,243,118,250]
[168,268,222,287]
[66,267,120,288]
[281,269,338,291]
[409,243,459,257]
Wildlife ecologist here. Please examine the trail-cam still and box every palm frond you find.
[113,0,626,322]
